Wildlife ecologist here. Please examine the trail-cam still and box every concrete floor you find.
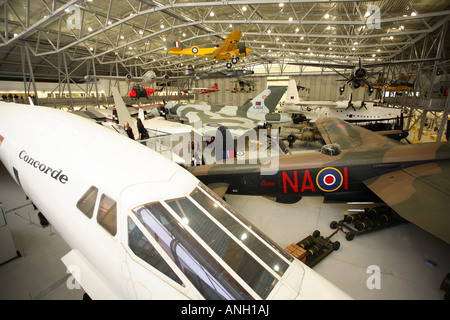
[0,125,449,300]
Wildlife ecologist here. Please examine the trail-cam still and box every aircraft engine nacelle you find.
[354,67,367,80]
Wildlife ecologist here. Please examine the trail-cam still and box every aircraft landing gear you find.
[226,62,232,69]
[231,57,239,64]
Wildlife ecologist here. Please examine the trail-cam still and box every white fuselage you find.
[0,102,351,300]
[282,101,401,124]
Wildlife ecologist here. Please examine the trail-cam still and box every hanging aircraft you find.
[84,70,169,87]
[151,85,290,139]
[167,31,252,69]
[287,57,447,95]
[280,79,402,125]
[0,101,351,300]
[189,116,450,244]
[182,83,219,94]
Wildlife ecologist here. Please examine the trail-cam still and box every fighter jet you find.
[151,86,291,139]
[190,117,450,244]
[0,100,351,300]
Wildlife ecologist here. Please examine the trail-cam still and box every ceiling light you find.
[354,41,358,45]
[267,29,271,34]
[364,11,371,18]
[372,54,376,57]
[326,26,331,30]
[229,24,232,28]
[160,24,164,29]
[352,47,356,51]
[324,13,330,19]
[210,12,214,17]
[279,3,284,7]
[108,20,112,25]
[182,33,186,37]
[389,36,394,40]
[329,47,332,50]
[377,49,381,52]
[289,17,293,22]
[242,6,247,11]
[139,30,143,35]
[120,35,124,39]
[411,12,417,16]
[300,36,304,40]
[295,28,300,33]
[88,27,93,32]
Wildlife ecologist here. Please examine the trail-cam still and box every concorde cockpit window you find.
[188,187,290,278]
[132,202,253,300]
[76,186,98,218]
[196,182,294,264]
[167,197,276,298]
[128,217,183,285]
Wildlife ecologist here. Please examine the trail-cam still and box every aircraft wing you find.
[173,105,257,138]
[364,161,450,244]
[314,117,401,150]
[215,31,242,58]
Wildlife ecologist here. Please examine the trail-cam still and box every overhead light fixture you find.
[389,36,394,40]
[242,6,247,12]
[289,17,293,22]
[160,24,164,29]
[411,11,417,16]
[210,12,214,17]
[377,49,381,52]
[88,27,93,32]
[295,28,300,33]
[279,3,284,7]
[120,35,124,39]
[324,13,330,19]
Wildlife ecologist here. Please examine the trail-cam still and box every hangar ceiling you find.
[0,0,449,82]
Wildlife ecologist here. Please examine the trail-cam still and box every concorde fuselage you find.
[0,101,351,300]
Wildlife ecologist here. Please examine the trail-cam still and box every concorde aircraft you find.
[0,101,351,300]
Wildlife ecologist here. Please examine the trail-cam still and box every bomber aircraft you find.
[150,85,291,139]
[190,117,450,244]
[0,100,351,300]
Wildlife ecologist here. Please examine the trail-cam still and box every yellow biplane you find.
[168,31,252,68]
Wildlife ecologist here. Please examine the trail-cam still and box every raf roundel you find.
[316,167,343,192]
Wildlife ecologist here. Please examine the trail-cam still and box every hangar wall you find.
[194,74,369,106]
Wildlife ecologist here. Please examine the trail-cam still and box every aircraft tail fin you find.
[285,79,300,104]
[166,35,185,52]
[111,87,139,138]
[211,83,218,90]
[243,86,287,114]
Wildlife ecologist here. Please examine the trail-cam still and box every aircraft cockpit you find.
[127,182,295,300]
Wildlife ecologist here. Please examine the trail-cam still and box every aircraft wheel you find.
[345,232,355,241]
[192,47,199,54]
[330,221,339,229]
[226,62,232,69]
[332,241,340,251]
[312,230,320,238]
[231,57,238,64]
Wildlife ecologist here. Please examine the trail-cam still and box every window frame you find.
[96,193,117,236]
